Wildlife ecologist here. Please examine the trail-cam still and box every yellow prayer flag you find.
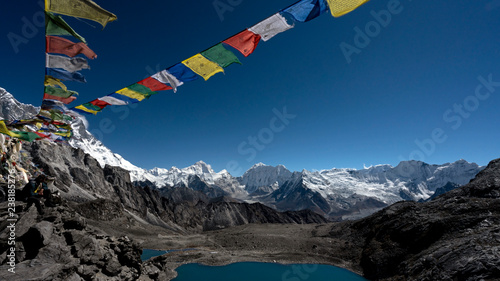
[74,105,99,115]
[182,54,224,81]
[44,76,67,91]
[0,120,14,137]
[326,0,370,17]
[45,0,117,28]
[115,88,148,102]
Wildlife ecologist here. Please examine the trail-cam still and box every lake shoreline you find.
[135,223,365,281]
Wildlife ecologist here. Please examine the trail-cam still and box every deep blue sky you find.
[1,0,499,175]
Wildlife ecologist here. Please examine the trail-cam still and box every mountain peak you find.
[250,162,268,169]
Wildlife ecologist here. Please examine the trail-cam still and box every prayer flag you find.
[46,54,90,73]
[138,77,173,92]
[223,30,261,57]
[45,76,67,91]
[45,0,117,28]
[10,131,41,142]
[0,121,14,137]
[115,87,150,102]
[201,43,241,68]
[73,104,101,115]
[46,68,87,83]
[46,36,97,59]
[43,93,77,104]
[45,12,86,43]
[152,70,183,93]
[325,0,369,17]
[182,54,224,81]
[282,0,329,22]
[248,13,293,41]
[126,83,157,97]
[97,96,128,105]
[167,63,199,83]
[45,86,78,98]
[89,99,110,109]
[41,100,67,112]
[108,93,140,104]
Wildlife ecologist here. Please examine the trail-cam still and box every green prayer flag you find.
[127,83,157,98]
[45,86,78,98]
[10,131,41,142]
[201,43,242,68]
[45,12,86,43]
[50,110,64,121]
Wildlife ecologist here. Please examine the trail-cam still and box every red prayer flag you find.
[89,99,111,109]
[223,30,261,57]
[46,36,97,59]
[43,93,77,104]
[138,77,173,92]
[34,132,50,139]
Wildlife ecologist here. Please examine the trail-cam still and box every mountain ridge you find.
[0,88,485,220]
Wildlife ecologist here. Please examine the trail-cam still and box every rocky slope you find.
[346,158,500,280]
[0,202,143,281]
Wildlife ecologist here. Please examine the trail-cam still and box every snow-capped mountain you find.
[0,88,486,220]
[0,88,39,121]
[0,87,147,182]
[239,163,293,194]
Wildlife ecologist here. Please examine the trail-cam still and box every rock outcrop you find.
[0,202,142,281]
[347,158,500,280]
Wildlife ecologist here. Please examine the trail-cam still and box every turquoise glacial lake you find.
[172,262,369,281]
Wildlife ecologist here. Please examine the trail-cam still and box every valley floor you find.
[87,218,363,281]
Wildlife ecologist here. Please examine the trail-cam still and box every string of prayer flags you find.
[46,36,97,59]
[46,68,87,83]
[248,13,294,42]
[282,0,329,22]
[68,0,371,122]
[46,54,90,73]
[326,0,370,17]
[201,43,242,68]
[223,30,261,57]
[45,0,117,28]
[45,12,86,43]
[182,54,224,81]
[3,0,117,142]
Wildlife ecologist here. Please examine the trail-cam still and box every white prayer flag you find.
[46,54,90,73]
[248,13,294,42]
[152,70,184,93]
